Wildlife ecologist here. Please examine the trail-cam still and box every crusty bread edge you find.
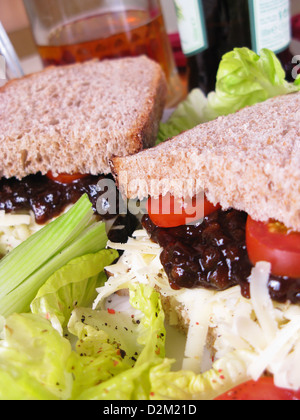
[0,58,168,178]
[110,93,300,232]
[125,62,168,153]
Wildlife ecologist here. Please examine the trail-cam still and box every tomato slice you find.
[46,171,89,184]
[246,217,300,278]
[215,377,300,400]
[146,193,221,228]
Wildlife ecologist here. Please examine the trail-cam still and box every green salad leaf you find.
[0,313,74,400]
[0,284,167,400]
[149,350,254,401]
[207,47,300,117]
[31,249,119,328]
[68,284,166,400]
[157,48,300,144]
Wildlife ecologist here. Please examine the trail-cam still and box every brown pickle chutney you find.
[142,209,300,305]
[0,173,137,244]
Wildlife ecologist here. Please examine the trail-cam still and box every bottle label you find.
[174,0,208,56]
[248,0,291,54]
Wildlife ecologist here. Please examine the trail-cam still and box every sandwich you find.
[95,91,300,398]
[0,56,167,255]
[0,47,299,401]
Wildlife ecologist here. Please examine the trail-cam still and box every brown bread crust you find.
[112,92,300,231]
[0,56,167,179]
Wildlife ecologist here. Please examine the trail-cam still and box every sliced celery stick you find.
[0,195,94,300]
[0,219,108,316]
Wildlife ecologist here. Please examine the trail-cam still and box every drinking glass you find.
[23,0,185,107]
[0,21,24,80]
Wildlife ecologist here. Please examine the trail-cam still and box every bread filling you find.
[0,173,115,224]
[0,173,138,255]
[142,208,300,305]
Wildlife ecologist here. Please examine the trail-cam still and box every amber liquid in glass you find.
[37,10,185,106]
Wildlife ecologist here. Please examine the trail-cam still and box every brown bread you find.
[0,56,167,179]
[112,92,300,231]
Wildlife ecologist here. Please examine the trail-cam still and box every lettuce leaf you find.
[149,350,255,401]
[157,48,300,144]
[67,314,132,399]
[30,249,119,328]
[207,48,300,117]
[0,313,73,400]
[68,284,166,400]
[0,283,257,401]
[0,284,166,400]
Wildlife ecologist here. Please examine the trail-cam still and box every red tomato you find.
[246,217,300,278]
[146,193,221,228]
[215,377,300,401]
[46,171,89,184]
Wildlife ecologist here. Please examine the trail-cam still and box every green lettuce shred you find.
[30,249,119,328]
[0,284,168,400]
[207,47,300,117]
[0,313,74,400]
[69,284,166,400]
[149,351,255,401]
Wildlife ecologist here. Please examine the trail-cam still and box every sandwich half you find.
[0,56,167,255]
[96,91,300,397]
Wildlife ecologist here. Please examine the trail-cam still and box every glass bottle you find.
[175,0,293,94]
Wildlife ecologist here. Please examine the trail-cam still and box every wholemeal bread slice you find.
[112,92,300,231]
[0,56,167,180]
